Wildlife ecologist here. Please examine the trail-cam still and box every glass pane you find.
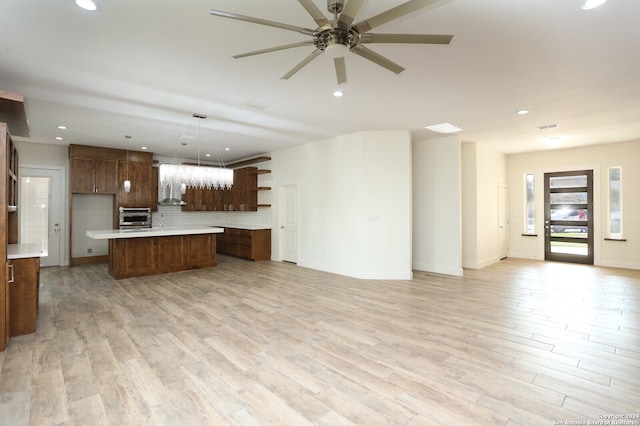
[550,175,587,188]
[550,208,588,221]
[551,241,588,255]
[20,176,50,256]
[609,167,622,236]
[525,173,535,233]
[550,192,587,204]
[551,228,588,238]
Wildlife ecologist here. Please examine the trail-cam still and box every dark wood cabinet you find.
[118,160,153,207]
[109,234,217,279]
[151,166,159,211]
[217,228,271,261]
[7,135,18,244]
[9,257,39,337]
[70,156,119,194]
[1,125,9,351]
[181,167,260,212]
[186,234,215,269]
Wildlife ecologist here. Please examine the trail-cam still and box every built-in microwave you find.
[119,207,151,229]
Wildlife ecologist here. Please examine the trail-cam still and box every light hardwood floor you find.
[1,256,639,425]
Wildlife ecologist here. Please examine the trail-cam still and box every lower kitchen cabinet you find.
[217,228,271,261]
[109,234,217,279]
[9,257,40,337]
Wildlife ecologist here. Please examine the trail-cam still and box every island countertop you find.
[86,225,224,240]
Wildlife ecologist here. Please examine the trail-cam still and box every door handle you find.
[8,264,14,284]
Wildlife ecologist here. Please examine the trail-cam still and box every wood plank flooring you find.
[1,256,639,425]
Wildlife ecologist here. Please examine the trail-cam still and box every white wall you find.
[71,194,113,257]
[461,142,507,269]
[508,139,640,270]
[412,136,463,276]
[270,131,413,279]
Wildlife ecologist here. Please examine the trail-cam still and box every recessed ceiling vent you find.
[538,124,559,130]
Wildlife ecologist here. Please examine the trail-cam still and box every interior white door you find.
[499,184,509,259]
[20,167,63,267]
[282,185,298,263]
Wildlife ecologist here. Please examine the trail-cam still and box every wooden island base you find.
[109,234,217,279]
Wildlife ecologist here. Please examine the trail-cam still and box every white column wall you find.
[412,136,463,276]
[271,131,413,279]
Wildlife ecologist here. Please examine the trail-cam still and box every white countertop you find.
[86,225,224,240]
[212,224,271,230]
[8,243,42,259]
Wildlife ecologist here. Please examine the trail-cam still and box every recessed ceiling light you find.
[333,90,344,97]
[141,147,148,150]
[205,153,212,157]
[424,123,463,134]
[75,0,100,11]
[57,125,67,130]
[546,137,562,147]
[55,136,64,141]
[581,0,607,10]
[516,109,530,115]
[224,147,231,151]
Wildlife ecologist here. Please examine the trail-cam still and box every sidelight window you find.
[524,173,535,233]
[608,167,622,238]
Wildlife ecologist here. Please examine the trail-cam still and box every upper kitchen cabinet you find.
[69,145,153,201]
[69,145,119,194]
[118,158,153,207]
[70,157,118,194]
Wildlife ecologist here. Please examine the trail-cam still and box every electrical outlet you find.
[87,248,92,254]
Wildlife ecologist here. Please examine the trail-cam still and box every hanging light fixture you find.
[123,138,132,193]
[159,114,233,203]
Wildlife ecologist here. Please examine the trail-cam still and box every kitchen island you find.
[87,226,224,280]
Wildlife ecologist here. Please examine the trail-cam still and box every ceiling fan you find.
[210,0,453,84]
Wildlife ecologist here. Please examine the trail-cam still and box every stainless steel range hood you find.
[158,184,186,206]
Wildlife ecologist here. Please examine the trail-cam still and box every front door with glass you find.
[544,170,593,264]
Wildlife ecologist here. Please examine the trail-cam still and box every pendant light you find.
[124,144,131,193]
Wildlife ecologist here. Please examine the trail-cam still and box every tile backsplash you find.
[152,206,272,228]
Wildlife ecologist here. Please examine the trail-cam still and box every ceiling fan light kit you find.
[75,0,99,12]
[210,0,453,84]
[581,0,608,10]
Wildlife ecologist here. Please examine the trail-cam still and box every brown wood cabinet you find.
[7,135,18,244]
[70,156,119,194]
[108,234,217,279]
[217,228,271,261]
[1,125,11,351]
[181,167,259,212]
[8,257,39,336]
[118,159,153,207]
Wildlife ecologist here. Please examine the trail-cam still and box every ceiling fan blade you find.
[350,45,405,74]
[211,9,315,36]
[360,33,453,45]
[334,57,347,85]
[233,41,315,59]
[281,49,323,80]
[297,0,331,28]
[338,0,365,28]
[353,0,447,33]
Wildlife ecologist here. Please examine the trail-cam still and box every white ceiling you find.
[1,0,639,163]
